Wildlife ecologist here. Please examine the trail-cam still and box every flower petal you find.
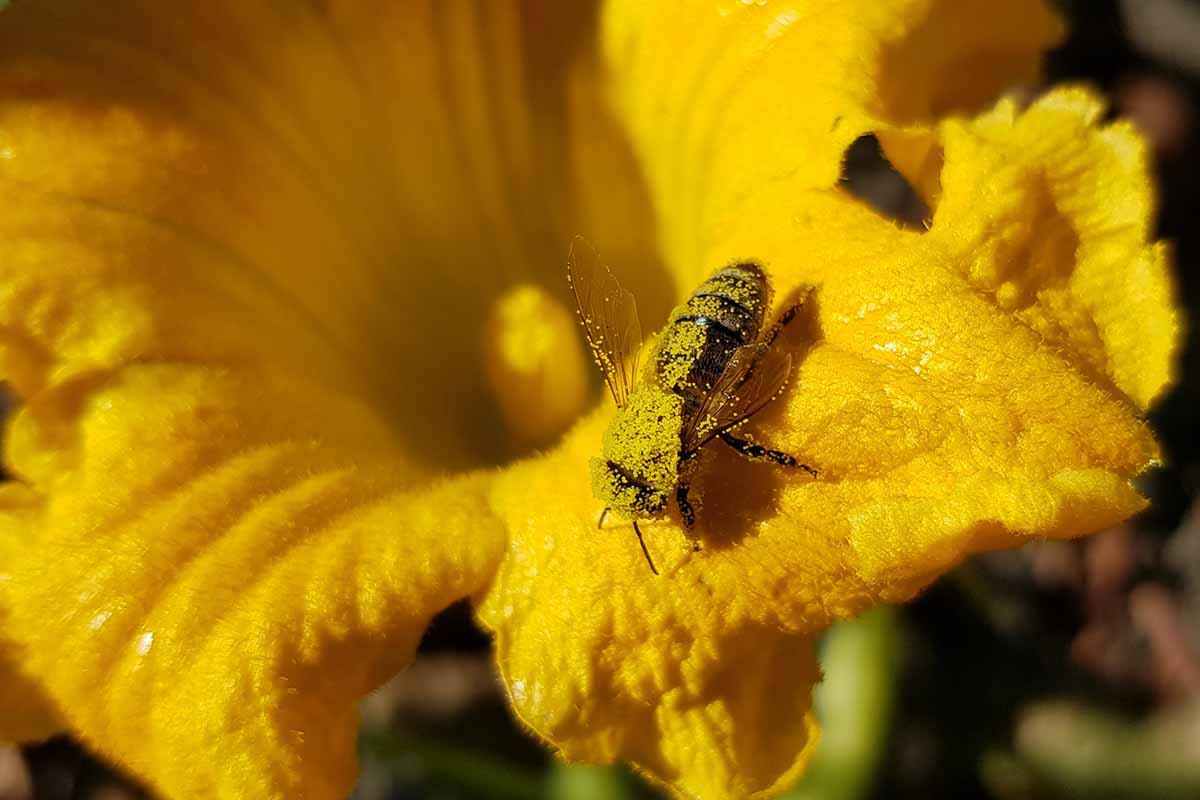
[710,184,1159,601]
[0,362,505,797]
[0,491,63,743]
[0,614,61,744]
[911,87,1179,408]
[479,433,821,800]
[602,0,1063,274]
[0,0,666,465]
[479,231,1157,782]
[481,95,1174,800]
[0,2,532,795]
[0,658,60,743]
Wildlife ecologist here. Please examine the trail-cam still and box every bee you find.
[568,238,817,575]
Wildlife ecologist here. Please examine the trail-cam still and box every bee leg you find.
[762,289,812,346]
[676,484,702,552]
[719,431,818,478]
[632,520,659,575]
[597,507,611,529]
[676,483,696,528]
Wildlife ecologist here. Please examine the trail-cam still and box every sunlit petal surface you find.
[477,4,1178,799]
[0,1,1180,799]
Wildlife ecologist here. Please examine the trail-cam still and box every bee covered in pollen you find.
[568,238,817,575]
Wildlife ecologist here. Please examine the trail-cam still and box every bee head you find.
[589,386,684,519]
[589,456,670,518]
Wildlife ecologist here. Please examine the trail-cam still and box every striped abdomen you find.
[654,262,770,410]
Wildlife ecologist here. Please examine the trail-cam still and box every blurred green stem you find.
[785,606,899,800]
[358,729,545,800]
[546,763,635,800]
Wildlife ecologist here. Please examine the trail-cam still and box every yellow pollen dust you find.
[656,321,709,389]
[484,284,589,448]
[592,385,682,517]
[706,274,761,308]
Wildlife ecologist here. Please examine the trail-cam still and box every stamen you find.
[484,284,588,448]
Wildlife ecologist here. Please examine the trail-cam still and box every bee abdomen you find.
[655,261,771,401]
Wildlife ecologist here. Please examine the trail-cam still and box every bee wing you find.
[682,344,793,455]
[567,237,643,409]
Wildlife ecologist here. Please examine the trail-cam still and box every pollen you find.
[484,284,589,448]
[593,385,683,515]
[655,320,709,390]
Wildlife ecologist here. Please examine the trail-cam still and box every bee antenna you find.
[632,520,659,576]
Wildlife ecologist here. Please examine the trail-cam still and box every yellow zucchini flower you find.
[0,1,1180,799]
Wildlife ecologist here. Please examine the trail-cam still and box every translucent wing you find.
[681,344,793,455]
[567,237,643,409]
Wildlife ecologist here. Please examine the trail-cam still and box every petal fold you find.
[602,0,1063,276]
[479,433,820,799]
[481,184,1163,786]
[0,363,505,798]
[476,7,1173,800]
[0,0,655,467]
[0,632,61,744]
[0,2,605,794]
[710,187,1160,602]
[907,87,1180,408]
